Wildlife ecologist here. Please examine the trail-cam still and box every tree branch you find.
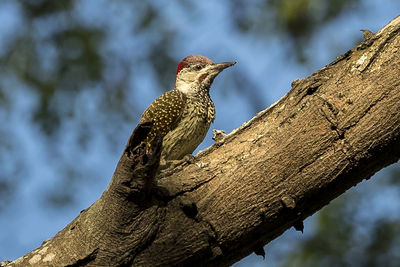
[5,15,400,267]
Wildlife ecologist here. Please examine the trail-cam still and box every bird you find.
[139,55,236,162]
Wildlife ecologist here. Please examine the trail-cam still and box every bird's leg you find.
[158,154,195,173]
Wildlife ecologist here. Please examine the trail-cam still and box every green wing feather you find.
[140,89,187,145]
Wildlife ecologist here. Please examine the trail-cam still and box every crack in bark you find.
[156,173,217,203]
[330,49,353,66]
[344,92,389,131]
[362,26,400,72]
[65,248,99,267]
[202,218,219,247]
[173,176,216,198]
[129,208,163,265]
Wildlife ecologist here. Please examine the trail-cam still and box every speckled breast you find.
[161,96,215,160]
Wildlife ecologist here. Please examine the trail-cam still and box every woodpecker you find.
[140,55,236,161]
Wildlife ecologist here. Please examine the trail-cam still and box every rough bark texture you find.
[4,15,400,267]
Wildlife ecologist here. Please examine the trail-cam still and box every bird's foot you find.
[157,154,195,176]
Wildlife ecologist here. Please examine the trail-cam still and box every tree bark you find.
[4,15,400,267]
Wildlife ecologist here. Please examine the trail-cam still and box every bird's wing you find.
[140,89,187,142]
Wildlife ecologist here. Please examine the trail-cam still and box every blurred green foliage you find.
[231,0,359,62]
[0,0,362,138]
[1,0,399,266]
[282,175,400,267]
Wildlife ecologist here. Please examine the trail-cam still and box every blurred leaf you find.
[364,220,400,267]
[283,171,400,267]
[148,36,177,91]
[230,0,360,62]
[21,0,73,18]
[388,167,400,186]
[0,179,13,211]
[53,27,104,84]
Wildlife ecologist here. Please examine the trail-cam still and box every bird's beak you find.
[212,61,236,72]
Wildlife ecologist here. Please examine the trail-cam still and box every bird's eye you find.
[195,65,202,70]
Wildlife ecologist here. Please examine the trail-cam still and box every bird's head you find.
[175,55,236,95]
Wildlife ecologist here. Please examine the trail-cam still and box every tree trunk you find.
[4,15,400,267]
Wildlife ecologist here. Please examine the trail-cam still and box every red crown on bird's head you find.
[176,55,213,75]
